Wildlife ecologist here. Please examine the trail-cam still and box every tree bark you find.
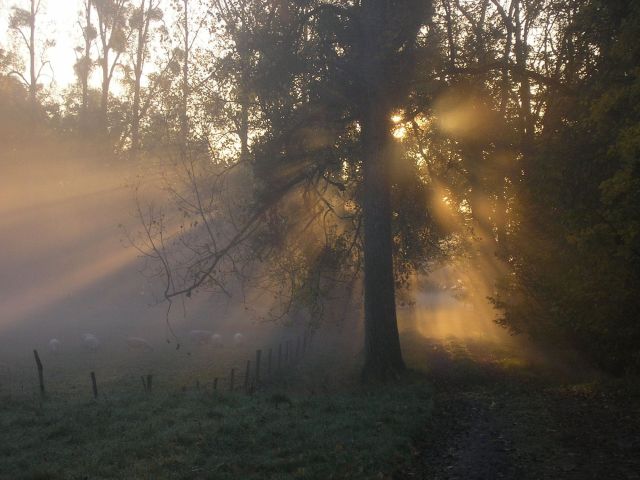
[361,105,406,380]
[81,0,92,129]
[238,38,250,162]
[29,0,37,110]
[99,17,110,131]
[360,0,405,380]
[180,0,190,154]
[514,0,533,150]
[131,0,152,155]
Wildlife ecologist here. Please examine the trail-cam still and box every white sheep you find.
[188,329,214,345]
[233,332,245,346]
[211,333,223,347]
[48,338,61,354]
[81,333,100,351]
[126,337,153,352]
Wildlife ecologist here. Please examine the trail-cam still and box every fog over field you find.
[0,149,514,385]
[0,154,293,365]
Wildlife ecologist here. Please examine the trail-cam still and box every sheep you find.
[211,333,223,347]
[81,333,100,351]
[126,337,153,352]
[233,332,245,347]
[188,329,214,346]
[48,338,61,354]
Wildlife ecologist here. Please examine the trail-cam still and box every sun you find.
[392,125,407,139]
[391,111,407,139]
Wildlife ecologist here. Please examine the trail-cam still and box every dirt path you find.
[398,343,640,479]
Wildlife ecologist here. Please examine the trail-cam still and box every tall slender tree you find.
[75,0,96,129]
[128,0,163,153]
[94,0,130,130]
[8,0,52,113]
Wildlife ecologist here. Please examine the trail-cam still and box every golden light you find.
[0,150,181,333]
[391,114,403,124]
[392,125,407,139]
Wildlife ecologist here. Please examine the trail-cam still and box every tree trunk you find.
[100,40,110,131]
[514,1,533,151]
[360,0,405,381]
[361,104,405,380]
[81,0,92,129]
[237,35,250,162]
[131,77,141,153]
[29,0,37,112]
[180,0,189,154]
[131,0,147,155]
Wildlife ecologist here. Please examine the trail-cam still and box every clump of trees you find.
[1,0,638,376]
[493,0,640,373]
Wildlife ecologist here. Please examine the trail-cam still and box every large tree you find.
[357,0,431,377]
[136,0,438,380]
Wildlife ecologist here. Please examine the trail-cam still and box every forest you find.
[1,0,639,478]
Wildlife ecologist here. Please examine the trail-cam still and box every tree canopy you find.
[2,0,639,375]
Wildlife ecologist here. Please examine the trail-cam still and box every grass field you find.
[0,329,434,480]
[4,327,638,480]
[0,375,432,480]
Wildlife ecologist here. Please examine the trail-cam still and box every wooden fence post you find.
[213,377,218,392]
[296,336,301,361]
[255,349,262,384]
[267,348,272,376]
[141,375,148,393]
[90,371,98,399]
[244,360,251,393]
[146,374,153,394]
[229,368,235,392]
[278,344,282,370]
[33,349,45,399]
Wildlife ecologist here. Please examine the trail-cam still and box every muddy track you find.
[397,353,640,480]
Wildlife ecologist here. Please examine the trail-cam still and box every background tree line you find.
[1,0,638,376]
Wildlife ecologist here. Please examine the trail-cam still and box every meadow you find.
[0,328,432,480]
[2,326,640,480]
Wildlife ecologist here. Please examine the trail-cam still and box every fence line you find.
[5,330,316,401]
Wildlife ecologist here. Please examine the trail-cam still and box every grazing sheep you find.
[81,333,100,351]
[48,338,61,354]
[188,329,214,345]
[211,333,223,347]
[126,337,153,352]
[233,333,245,346]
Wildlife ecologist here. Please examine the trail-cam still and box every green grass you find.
[0,380,432,480]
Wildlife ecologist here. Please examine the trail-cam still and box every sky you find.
[0,0,202,93]
[0,0,85,88]
[0,0,213,96]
